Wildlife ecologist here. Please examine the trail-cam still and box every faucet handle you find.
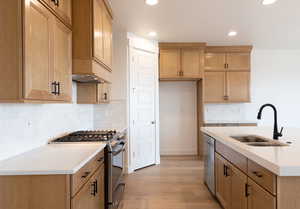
[279,127,284,136]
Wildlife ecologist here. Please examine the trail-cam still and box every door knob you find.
[151,121,156,125]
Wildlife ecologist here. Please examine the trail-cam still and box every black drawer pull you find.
[81,171,91,178]
[97,157,104,162]
[252,171,263,178]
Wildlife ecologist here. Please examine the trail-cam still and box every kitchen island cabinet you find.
[202,126,300,209]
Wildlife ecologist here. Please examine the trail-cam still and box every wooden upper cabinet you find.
[41,0,72,26]
[77,82,111,104]
[247,178,276,209]
[204,46,252,103]
[93,0,104,62]
[181,49,203,79]
[53,17,73,102]
[97,83,111,103]
[227,53,251,71]
[102,6,113,69]
[72,0,113,83]
[159,43,206,80]
[24,0,54,101]
[205,53,226,71]
[0,0,72,103]
[204,72,226,103]
[159,49,181,79]
[227,72,250,102]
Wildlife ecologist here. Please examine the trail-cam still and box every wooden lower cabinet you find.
[230,163,247,209]
[0,153,105,209]
[72,166,105,209]
[247,178,276,209]
[215,153,275,209]
[215,153,231,208]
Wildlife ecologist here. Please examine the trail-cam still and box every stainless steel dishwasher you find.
[203,134,215,195]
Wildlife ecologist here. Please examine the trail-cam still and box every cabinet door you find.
[226,53,250,71]
[215,153,231,209]
[204,53,226,71]
[53,17,72,102]
[103,7,113,69]
[24,0,54,101]
[204,72,226,103]
[227,72,250,102]
[93,0,104,62]
[97,83,110,103]
[72,166,105,209]
[50,0,72,26]
[159,49,181,79]
[247,178,276,209]
[229,164,247,209]
[181,49,203,79]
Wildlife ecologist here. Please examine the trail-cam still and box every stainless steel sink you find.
[230,135,269,143]
[230,135,289,147]
[247,142,288,147]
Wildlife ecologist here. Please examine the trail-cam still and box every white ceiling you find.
[111,0,300,49]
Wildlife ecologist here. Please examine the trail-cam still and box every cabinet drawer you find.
[71,150,104,196]
[216,141,247,173]
[248,160,276,195]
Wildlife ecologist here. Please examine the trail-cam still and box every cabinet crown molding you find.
[205,45,253,53]
[159,42,207,49]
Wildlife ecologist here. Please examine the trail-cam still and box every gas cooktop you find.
[52,130,118,143]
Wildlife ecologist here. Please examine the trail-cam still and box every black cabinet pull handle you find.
[104,93,108,101]
[57,82,61,95]
[252,171,263,178]
[81,171,91,178]
[245,184,250,197]
[97,157,104,162]
[51,81,57,95]
[91,180,97,196]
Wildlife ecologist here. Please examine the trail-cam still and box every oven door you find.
[111,141,125,191]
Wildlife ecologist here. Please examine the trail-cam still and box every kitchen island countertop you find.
[202,126,300,176]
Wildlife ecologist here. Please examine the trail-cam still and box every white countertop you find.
[201,126,300,176]
[204,120,257,124]
[0,143,106,175]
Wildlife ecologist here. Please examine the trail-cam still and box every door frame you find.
[127,33,160,173]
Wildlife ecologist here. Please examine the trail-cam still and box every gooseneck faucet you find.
[257,104,283,140]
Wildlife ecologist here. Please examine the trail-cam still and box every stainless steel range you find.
[52,130,126,209]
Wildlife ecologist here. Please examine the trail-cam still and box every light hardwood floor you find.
[120,156,221,209]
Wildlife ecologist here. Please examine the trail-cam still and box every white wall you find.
[0,82,94,161]
[159,81,198,155]
[205,49,300,128]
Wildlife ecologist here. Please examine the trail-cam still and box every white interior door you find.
[131,48,157,170]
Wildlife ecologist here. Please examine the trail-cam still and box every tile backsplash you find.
[0,82,94,161]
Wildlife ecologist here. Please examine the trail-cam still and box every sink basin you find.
[230,135,289,147]
[230,135,269,143]
[247,142,288,147]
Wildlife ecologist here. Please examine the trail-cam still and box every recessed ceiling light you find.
[148,32,157,37]
[228,31,237,37]
[145,0,158,6]
[262,0,277,5]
